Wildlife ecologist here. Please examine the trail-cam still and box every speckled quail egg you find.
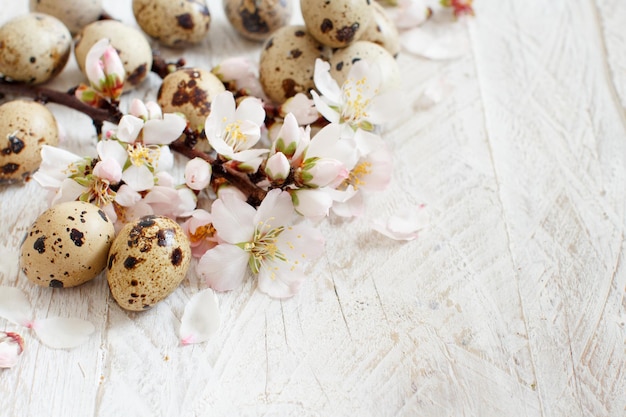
[132,0,211,48]
[20,201,115,288]
[329,40,399,90]
[259,25,327,104]
[300,0,373,48]
[29,0,103,35]
[360,1,400,57]
[157,67,225,134]
[106,215,191,311]
[0,13,72,84]
[224,0,293,42]
[74,20,153,91]
[0,100,59,184]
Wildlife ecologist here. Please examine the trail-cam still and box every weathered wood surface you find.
[1,1,625,416]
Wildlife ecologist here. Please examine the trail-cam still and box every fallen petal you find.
[0,286,32,327]
[372,204,429,241]
[400,22,469,60]
[180,289,221,345]
[31,317,95,349]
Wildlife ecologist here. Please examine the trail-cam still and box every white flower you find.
[204,91,269,172]
[311,59,399,130]
[185,157,212,191]
[0,332,24,368]
[197,189,324,298]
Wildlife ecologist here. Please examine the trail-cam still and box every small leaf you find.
[180,289,221,345]
[0,286,32,326]
[32,317,95,349]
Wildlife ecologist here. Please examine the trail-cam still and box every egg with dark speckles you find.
[224,0,293,42]
[29,0,103,35]
[360,1,400,57]
[157,67,225,150]
[74,20,153,91]
[106,215,191,311]
[0,100,59,184]
[0,13,72,84]
[132,0,211,48]
[259,25,327,104]
[300,0,373,48]
[20,201,116,288]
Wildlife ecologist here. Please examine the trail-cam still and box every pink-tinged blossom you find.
[85,38,125,100]
[181,209,218,258]
[197,189,324,298]
[0,332,24,368]
[279,93,320,125]
[212,57,267,100]
[204,91,269,172]
[311,59,399,131]
[185,157,212,191]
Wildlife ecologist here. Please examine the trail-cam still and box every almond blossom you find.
[77,38,125,102]
[197,189,324,299]
[0,332,24,368]
[311,59,399,131]
[204,91,269,172]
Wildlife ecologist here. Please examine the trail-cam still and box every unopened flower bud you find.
[265,152,290,182]
[85,38,125,100]
[0,332,24,368]
[185,157,212,191]
[300,158,347,188]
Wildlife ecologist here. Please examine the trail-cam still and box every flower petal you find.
[0,286,32,327]
[31,317,95,349]
[197,244,249,291]
[254,189,294,229]
[313,59,342,103]
[235,96,265,126]
[371,204,429,241]
[142,113,187,145]
[180,289,220,345]
[257,263,307,299]
[122,164,155,192]
[211,195,255,243]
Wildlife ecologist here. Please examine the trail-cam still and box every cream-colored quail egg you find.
[0,13,72,84]
[360,1,400,57]
[29,0,103,35]
[0,100,59,184]
[132,0,211,48]
[329,40,399,90]
[157,67,225,134]
[259,25,327,104]
[224,0,293,42]
[74,20,153,91]
[20,201,115,288]
[106,215,191,311]
[300,0,373,48]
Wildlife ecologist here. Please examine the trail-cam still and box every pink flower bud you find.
[185,157,212,191]
[0,332,24,368]
[85,38,125,100]
[129,98,149,119]
[265,152,290,182]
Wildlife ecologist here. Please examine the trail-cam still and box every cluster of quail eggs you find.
[3,0,402,312]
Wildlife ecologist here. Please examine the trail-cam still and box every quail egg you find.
[360,1,400,57]
[132,0,211,48]
[20,201,115,288]
[300,0,373,48]
[259,25,327,104]
[106,215,191,311]
[329,40,399,90]
[29,0,103,35]
[224,0,293,42]
[0,100,59,184]
[0,13,72,84]
[74,20,153,91]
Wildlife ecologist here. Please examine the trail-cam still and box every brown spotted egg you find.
[132,0,211,48]
[259,25,327,104]
[329,40,399,90]
[106,215,191,311]
[360,1,400,57]
[157,67,225,136]
[224,0,293,42]
[0,100,59,184]
[20,201,115,288]
[29,0,103,35]
[0,13,72,85]
[74,20,153,91]
[300,0,373,48]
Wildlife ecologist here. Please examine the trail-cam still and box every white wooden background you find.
[1,1,625,416]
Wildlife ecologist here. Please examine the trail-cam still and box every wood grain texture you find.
[0,1,624,416]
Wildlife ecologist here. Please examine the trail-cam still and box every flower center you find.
[189,223,216,244]
[342,76,372,124]
[127,143,159,167]
[243,220,287,275]
[348,161,372,190]
[223,120,247,151]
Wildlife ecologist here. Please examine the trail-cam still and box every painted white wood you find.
[0,1,624,416]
